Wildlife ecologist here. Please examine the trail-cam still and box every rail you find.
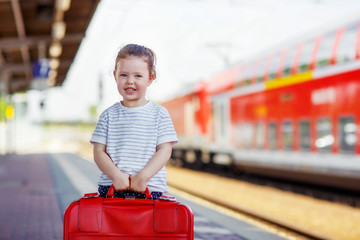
[168,183,338,240]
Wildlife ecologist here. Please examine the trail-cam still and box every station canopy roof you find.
[0,0,100,94]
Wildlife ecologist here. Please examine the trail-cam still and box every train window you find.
[243,123,254,149]
[339,116,357,153]
[256,122,265,149]
[299,120,311,150]
[267,53,281,80]
[219,103,226,137]
[316,32,336,68]
[298,40,316,72]
[337,25,358,63]
[268,122,277,150]
[316,118,333,152]
[282,121,293,150]
[282,48,297,77]
[235,124,243,148]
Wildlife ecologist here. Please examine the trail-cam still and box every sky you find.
[26,0,360,122]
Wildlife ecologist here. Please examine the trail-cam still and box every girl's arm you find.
[130,142,172,192]
[93,142,130,191]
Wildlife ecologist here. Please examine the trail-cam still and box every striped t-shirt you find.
[90,101,178,193]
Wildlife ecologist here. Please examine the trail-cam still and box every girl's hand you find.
[129,174,147,193]
[112,172,130,191]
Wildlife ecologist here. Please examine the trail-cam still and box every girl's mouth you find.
[125,87,136,93]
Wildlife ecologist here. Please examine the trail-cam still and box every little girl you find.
[90,44,178,199]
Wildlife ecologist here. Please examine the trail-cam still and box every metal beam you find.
[1,63,32,73]
[0,34,84,50]
[1,59,73,74]
[11,0,32,80]
[0,49,4,66]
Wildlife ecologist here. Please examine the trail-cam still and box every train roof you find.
[205,14,360,96]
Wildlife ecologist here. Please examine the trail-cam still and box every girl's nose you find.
[126,77,134,84]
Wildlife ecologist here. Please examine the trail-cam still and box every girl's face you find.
[113,56,154,107]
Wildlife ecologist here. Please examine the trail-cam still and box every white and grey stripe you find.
[91,101,178,192]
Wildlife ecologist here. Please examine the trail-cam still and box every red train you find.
[162,18,360,191]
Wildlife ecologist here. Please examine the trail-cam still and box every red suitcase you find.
[63,186,194,240]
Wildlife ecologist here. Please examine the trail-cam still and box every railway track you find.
[168,184,335,240]
[185,162,360,208]
[166,163,360,240]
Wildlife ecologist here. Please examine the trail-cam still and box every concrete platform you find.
[0,152,286,240]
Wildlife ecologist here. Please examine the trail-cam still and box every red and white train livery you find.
[162,18,360,191]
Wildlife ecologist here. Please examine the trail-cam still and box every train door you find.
[184,101,195,141]
[212,97,231,146]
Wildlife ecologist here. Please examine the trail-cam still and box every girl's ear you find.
[113,71,117,81]
[147,74,155,86]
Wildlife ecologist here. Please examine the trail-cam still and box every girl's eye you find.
[120,74,127,77]
[135,74,142,78]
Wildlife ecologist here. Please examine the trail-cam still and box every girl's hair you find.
[114,44,157,79]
